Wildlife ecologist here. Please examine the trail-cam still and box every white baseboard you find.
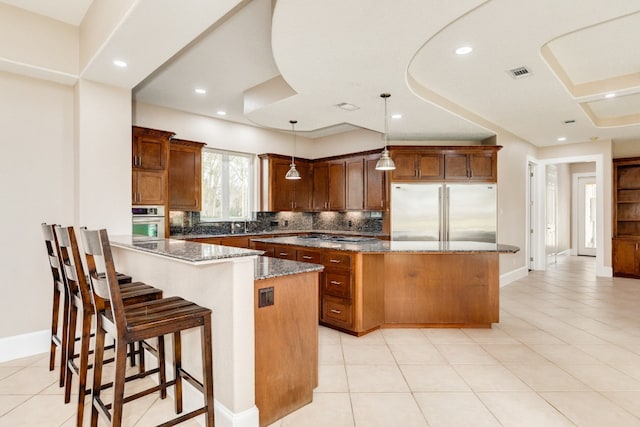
[0,329,49,363]
[500,266,528,287]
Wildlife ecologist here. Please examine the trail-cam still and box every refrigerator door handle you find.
[438,186,443,241]
[445,186,450,241]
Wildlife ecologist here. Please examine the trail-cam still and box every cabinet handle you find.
[302,255,313,260]
[330,309,342,314]
[330,280,342,285]
[279,252,288,257]
[329,259,341,264]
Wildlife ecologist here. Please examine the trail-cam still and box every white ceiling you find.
[4,0,640,146]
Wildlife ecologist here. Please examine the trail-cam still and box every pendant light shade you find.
[285,120,301,180]
[375,93,396,171]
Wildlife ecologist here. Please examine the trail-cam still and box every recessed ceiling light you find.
[455,46,473,55]
[336,102,359,111]
[391,114,402,119]
[557,137,567,142]
[113,59,127,68]
[194,88,207,95]
[216,111,227,116]
[605,93,616,99]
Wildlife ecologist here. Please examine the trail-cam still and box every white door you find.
[578,176,596,256]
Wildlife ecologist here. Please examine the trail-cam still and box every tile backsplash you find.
[169,210,383,236]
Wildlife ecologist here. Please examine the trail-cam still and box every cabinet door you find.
[328,161,346,210]
[418,154,444,180]
[346,157,365,210]
[444,153,469,180]
[613,239,640,277]
[169,143,202,210]
[390,152,418,180]
[312,162,329,210]
[469,152,496,181]
[293,160,312,211]
[132,127,172,171]
[322,295,353,329]
[272,159,295,211]
[365,155,385,210]
[133,171,166,205]
[220,236,250,248]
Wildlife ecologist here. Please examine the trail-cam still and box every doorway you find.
[577,175,596,256]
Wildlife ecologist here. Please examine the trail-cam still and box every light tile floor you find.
[3,256,640,426]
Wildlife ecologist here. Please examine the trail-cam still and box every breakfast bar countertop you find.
[110,235,263,264]
[254,256,324,280]
[251,235,520,254]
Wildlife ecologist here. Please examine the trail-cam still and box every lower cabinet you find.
[253,242,384,335]
[613,238,640,277]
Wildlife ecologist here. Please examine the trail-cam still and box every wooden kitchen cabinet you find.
[169,138,205,211]
[346,157,365,210]
[132,126,173,206]
[444,149,497,181]
[613,157,640,277]
[260,155,312,212]
[391,151,444,181]
[312,160,346,211]
[389,146,499,183]
[364,154,386,210]
[132,170,166,205]
[132,126,173,171]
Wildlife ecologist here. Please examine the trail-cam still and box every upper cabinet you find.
[132,126,174,205]
[260,154,312,212]
[312,160,347,211]
[364,154,386,211]
[169,138,205,211]
[390,146,500,183]
[132,126,173,171]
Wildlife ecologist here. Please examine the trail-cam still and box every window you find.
[200,148,254,221]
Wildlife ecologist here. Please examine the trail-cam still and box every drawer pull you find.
[330,309,342,314]
[330,280,342,285]
[302,255,313,260]
[279,252,288,256]
[329,259,341,263]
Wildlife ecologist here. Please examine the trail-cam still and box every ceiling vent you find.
[563,119,576,124]
[508,66,532,79]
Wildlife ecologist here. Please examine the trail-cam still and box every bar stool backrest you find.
[41,223,66,292]
[80,228,126,337]
[55,226,94,313]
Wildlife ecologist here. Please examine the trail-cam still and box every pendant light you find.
[375,93,396,171]
[285,120,301,180]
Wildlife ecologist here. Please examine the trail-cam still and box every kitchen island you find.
[109,236,322,427]
[252,235,519,335]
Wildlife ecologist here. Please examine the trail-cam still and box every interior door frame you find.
[529,153,609,276]
[573,173,596,256]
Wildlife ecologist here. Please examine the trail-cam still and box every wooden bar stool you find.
[55,225,165,427]
[42,224,134,388]
[81,228,215,427]
[41,223,71,388]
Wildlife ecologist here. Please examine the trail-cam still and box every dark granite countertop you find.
[110,235,262,263]
[254,256,324,280]
[171,230,388,240]
[251,236,520,254]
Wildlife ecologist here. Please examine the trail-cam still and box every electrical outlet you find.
[258,287,274,307]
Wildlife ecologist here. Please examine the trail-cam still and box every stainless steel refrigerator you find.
[391,183,497,242]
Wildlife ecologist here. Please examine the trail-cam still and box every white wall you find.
[0,71,75,337]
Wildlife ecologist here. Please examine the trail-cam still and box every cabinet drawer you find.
[273,245,296,260]
[322,252,352,269]
[297,249,322,264]
[323,270,351,298]
[322,295,352,328]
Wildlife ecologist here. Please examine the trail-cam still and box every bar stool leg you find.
[202,317,215,426]
[48,287,60,372]
[58,293,71,387]
[63,298,79,403]
[173,331,183,414]
[90,318,106,427]
[111,342,129,427]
